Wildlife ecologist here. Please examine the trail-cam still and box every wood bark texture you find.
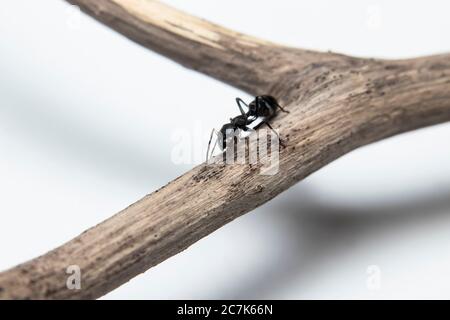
[1,0,450,299]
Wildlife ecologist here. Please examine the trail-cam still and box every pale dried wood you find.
[0,0,450,299]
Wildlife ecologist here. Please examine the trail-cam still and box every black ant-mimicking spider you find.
[206,95,289,161]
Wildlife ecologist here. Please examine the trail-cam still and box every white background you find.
[1,0,450,299]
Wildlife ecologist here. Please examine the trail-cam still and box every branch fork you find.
[1,0,449,299]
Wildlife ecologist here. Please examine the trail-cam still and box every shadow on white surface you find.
[217,185,450,299]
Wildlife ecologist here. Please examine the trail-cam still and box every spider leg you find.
[276,101,289,113]
[242,125,254,132]
[236,97,249,116]
[258,121,286,147]
[206,128,219,162]
[210,138,219,160]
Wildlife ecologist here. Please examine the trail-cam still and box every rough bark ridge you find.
[1,0,450,299]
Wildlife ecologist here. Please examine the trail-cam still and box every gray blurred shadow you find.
[220,184,450,299]
[0,83,184,189]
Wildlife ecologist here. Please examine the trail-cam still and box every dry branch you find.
[1,0,450,299]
